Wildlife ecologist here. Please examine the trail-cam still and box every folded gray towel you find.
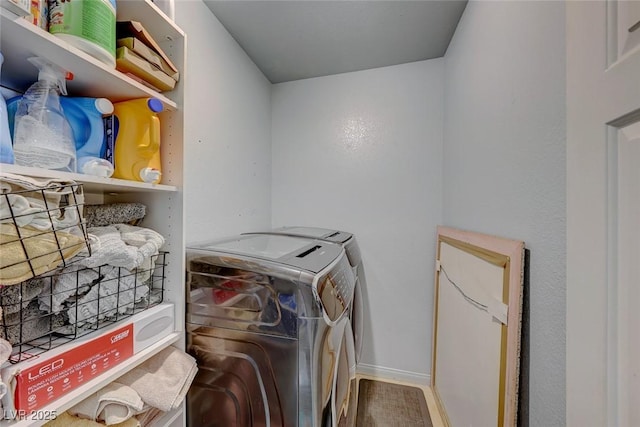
[0,299,66,345]
[0,277,45,315]
[84,203,146,228]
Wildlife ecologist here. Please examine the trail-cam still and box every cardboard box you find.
[117,37,179,82]
[1,304,175,416]
[116,46,176,92]
[116,21,179,75]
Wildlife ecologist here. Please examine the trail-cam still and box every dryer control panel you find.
[316,255,355,323]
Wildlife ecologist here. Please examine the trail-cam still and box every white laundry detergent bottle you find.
[12,57,76,172]
[60,96,114,177]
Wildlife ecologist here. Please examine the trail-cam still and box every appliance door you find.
[351,264,365,364]
[186,325,298,427]
[332,320,357,427]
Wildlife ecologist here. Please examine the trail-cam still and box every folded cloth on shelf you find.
[84,203,146,228]
[67,265,150,327]
[80,225,164,272]
[80,226,140,271]
[0,223,86,286]
[0,338,11,401]
[134,405,164,427]
[0,276,45,314]
[114,224,163,258]
[117,346,197,412]
[44,411,141,427]
[0,338,10,364]
[69,381,144,426]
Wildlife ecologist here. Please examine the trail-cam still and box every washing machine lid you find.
[270,226,353,244]
[190,234,343,273]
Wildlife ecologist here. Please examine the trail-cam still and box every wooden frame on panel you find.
[431,226,524,427]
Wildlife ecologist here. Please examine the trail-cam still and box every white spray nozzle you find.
[27,57,73,95]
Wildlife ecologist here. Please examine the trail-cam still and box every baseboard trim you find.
[356,363,430,386]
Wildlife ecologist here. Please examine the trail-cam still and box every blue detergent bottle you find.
[60,97,115,177]
[7,95,115,176]
[0,52,14,164]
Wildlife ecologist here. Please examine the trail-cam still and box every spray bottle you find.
[12,57,76,172]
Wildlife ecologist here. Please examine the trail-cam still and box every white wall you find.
[271,60,444,381]
[443,2,566,426]
[176,0,272,243]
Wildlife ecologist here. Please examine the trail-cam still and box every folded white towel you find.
[69,382,143,426]
[114,224,164,257]
[78,225,164,272]
[117,346,197,412]
[79,226,141,271]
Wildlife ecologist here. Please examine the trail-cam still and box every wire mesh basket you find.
[0,252,167,364]
[0,180,90,285]
[0,177,167,363]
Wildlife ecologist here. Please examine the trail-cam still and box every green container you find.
[48,0,116,67]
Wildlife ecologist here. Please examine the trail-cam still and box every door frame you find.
[567,1,640,425]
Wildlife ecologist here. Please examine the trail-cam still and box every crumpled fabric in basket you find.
[0,173,84,232]
[38,264,101,315]
[0,224,86,286]
[0,173,87,286]
[66,265,150,327]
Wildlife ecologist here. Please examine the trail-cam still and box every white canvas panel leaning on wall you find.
[432,226,524,427]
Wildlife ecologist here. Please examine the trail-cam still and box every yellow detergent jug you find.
[112,98,163,184]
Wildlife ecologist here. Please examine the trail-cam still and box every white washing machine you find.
[185,234,357,427]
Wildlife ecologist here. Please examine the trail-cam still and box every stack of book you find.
[115,21,179,92]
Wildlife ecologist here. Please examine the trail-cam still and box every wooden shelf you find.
[0,8,178,110]
[0,164,179,193]
[0,2,186,426]
[0,332,182,427]
[116,0,184,41]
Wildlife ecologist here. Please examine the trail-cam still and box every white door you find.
[567,1,640,426]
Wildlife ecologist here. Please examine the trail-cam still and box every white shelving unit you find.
[0,1,186,425]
